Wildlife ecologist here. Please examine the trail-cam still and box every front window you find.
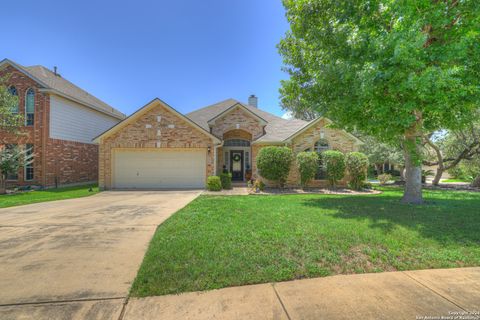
[25,88,35,126]
[224,151,229,169]
[223,139,250,147]
[24,144,34,181]
[314,139,329,179]
[8,86,19,113]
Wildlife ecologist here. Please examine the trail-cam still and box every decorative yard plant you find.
[296,151,319,188]
[219,172,232,190]
[256,146,293,187]
[345,152,369,190]
[378,173,392,185]
[206,176,222,191]
[322,150,345,188]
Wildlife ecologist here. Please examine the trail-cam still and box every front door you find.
[230,150,244,181]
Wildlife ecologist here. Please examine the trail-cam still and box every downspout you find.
[42,93,48,187]
[213,143,222,175]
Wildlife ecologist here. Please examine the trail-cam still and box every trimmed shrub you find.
[322,150,346,188]
[345,152,369,190]
[378,173,392,185]
[296,151,319,188]
[207,176,222,191]
[252,179,265,192]
[220,172,232,190]
[256,146,294,187]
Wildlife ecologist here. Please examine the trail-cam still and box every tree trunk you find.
[375,163,382,175]
[401,111,423,204]
[424,135,444,186]
[0,176,6,195]
[432,167,443,185]
[472,175,480,188]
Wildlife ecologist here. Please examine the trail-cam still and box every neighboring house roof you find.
[93,98,221,144]
[186,99,308,142]
[0,58,125,120]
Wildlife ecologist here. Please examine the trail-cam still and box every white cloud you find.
[281,111,293,120]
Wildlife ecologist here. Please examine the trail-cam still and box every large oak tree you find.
[278,0,480,203]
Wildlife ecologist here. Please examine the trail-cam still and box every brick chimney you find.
[248,94,258,108]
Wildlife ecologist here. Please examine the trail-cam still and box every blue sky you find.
[1,0,290,117]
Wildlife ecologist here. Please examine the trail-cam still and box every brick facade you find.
[98,102,215,190]
[223,129,252,141]
[0,65,102,188]
[210,107,264,140]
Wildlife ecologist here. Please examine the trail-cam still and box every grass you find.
[0,184,99,208]
[130,187,480,297]
[441,178,471,183]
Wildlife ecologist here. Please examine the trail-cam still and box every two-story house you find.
[0,58,125,188]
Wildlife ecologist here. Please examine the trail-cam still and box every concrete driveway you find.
[0,190,201,319]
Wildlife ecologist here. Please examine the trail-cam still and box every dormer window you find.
[25,88,35,126]
[8,86,19,113]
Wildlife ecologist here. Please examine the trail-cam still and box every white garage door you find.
[113,149,207,189]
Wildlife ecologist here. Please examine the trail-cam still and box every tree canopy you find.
[279,0,480,203]
[0,76,23,136]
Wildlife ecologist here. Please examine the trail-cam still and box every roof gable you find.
[0,58,124,120]
[284,117,364,145]
[93,98,221,143]
[207,103,268,126]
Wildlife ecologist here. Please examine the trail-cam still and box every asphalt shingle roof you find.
[186,99,308,142]
[23,64,125,119]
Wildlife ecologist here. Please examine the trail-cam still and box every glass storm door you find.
[230,150,244,181]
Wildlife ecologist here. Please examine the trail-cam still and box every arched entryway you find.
[219,130,252,181]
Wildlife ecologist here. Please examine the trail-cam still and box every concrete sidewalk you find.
[123,267,480,320]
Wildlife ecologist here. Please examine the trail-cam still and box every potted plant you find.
[245,164,252,181]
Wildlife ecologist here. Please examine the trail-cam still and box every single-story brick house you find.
[94,97,362,190]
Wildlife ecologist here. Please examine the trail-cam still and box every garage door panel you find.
[113,149,206,189]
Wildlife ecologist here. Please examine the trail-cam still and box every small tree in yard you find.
[296,151,319,188]
[322,150,345,188]
[0,146,21,194]
[279,1,480,203]
[345,152,369,190]
[0,76,24,194]
[257,146,294,187]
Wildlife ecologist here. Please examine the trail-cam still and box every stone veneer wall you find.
[210,107,264,140]
[252,119,359,187]
[99,103,215,189]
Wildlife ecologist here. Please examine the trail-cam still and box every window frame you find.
[8,86,19,114]
[223,139,250,147]
[25,88,35,126]
[313,139,329,180]
[24,144,34,181]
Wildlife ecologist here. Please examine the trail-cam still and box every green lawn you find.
[130,187,480,297]
[441,178,471,183]
[0,184,99,208]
